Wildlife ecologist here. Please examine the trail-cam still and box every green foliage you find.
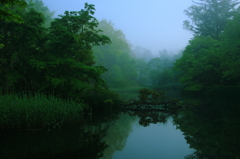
[84,87,121,110]
[110,86,148,102]
[183,0,239,39]
[0,0,27,23]
[146,57,162,85]
[134,58,149,85]
[176,4,240,91]
[0,3,111,101]
[138,88,166,104]
[93,20,137,88]
[138,50,180,90]
[132,46,154,62]
[0,94,85,131]
[0,0,28,48]
[174,36,220,91]
[30,0,55,27]
[138,88,152,103]
[0,8,46,93]
[219,10,240,85]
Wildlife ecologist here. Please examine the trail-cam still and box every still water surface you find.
[1,96,240,159]
[105,114,193,159]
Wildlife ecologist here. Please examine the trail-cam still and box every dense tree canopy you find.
[0,0,28,48]
[136,49,181,90]
[30,0,55,27]
[218,9,240,86]
[0,3,112,99]
[0,0,27,23]
[175,0,240,91]
[174,36,220,91]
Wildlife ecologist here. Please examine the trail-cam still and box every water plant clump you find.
[0,94,85,131]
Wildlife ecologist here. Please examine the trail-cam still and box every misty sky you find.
[42,0,194,54]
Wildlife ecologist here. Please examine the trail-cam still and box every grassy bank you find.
[0,94,85,131]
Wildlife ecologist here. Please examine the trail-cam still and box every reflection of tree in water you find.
[128,110,172,127]
[0,125,109,159]
[173,99,240,159]
[101,113,138,159]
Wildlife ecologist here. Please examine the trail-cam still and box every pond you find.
[102,114,193,159]
[0,96,240,159]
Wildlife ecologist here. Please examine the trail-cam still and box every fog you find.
[42,0,193,54]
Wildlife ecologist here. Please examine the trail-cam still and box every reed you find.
[0,94,85,131]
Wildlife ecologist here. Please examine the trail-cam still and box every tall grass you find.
[0,94,85,131]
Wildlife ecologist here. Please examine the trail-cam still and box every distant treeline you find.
[93,20,182,91]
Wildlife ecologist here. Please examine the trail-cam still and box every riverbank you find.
[0,94,85,131]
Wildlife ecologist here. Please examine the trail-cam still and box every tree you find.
[135,58,149,86]
[132,46,154,62]
[30,0,55,27]
[183,0,239,39]
[0,3,111,99]
[174,0,240,91]
[32,3,110,97]
[174,36,221,91]
[93,20,137,87]
[0,0,28,48]
[0,8,46,93]
[146,57,162,86]
[0,0,27,23]
[218,9,240,86]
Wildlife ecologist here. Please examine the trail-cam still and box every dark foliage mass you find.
[0,1,123,132]
[0,1,122,106]
[174,0,240,91]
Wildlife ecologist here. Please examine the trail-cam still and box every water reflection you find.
[4,101,231,159]
[102,112,193,159]
[0,125,109,159]
[173,99,240,159]
[127,110,170,127]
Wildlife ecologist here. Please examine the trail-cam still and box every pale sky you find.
[42,0,193,54]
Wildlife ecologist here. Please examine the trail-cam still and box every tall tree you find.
[32,3,110,97]
[93,20,137,87]
[183,0,239,39]
[0,0,28,48]
[174,36,221,91]
[146,57,162,86]
[0,0,27,23]
[30,0,55,27]
[0,8,45,93]
[219,9,240,86]
[0,3,111,98]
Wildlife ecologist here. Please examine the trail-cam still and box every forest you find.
[0,0,240,131]
[1,1,240,159]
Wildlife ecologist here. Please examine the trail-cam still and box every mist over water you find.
[2,1,240,158]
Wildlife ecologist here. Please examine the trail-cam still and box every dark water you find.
[1,96,240,159]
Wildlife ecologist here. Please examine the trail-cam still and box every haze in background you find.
[42,0,193,54]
